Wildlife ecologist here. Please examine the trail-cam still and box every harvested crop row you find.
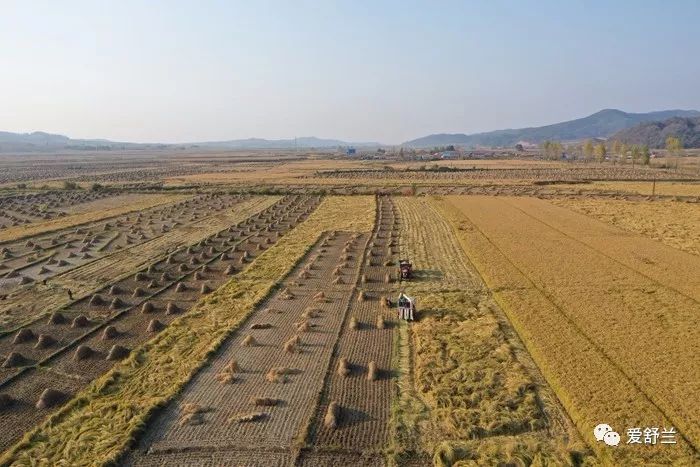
[0,194,189,243]
[0,194,272,333]
[435,196,699,464]
[0,195,313,453]
[0,196,375,466]
[129,229,368,464]
[301,196,398,461]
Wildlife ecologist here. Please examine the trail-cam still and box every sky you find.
[1,1,699,144]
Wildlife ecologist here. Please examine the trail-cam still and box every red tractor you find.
[398,259,413,281]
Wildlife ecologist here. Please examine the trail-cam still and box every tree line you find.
[538,135,684,165]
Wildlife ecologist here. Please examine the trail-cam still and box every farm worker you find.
[67,289,73,300]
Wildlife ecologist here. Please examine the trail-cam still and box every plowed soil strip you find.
[299,196,398,466]
[438,195,699,464]
[129,230,368,465]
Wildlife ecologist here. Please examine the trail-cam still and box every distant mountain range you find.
[0,132,377,153]
[611,116,700,148]
[0,131,169,153]
[3,108,700,153]
[403,109,700,147]
[192,137,378,149]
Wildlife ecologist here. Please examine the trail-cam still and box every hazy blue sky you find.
[1,1,699,143]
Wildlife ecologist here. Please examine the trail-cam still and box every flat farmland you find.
[0,196,374,466]
[390,197,581,465]
[0,195,320,454]
[0,150,698,466]
[0,192,187,242]
[552,198,700,256]
[0,194,277,331]
[437,195,700,464]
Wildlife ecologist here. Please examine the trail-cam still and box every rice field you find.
[435,195,700,465]
[552,197,700,256]
[0,152,698,466]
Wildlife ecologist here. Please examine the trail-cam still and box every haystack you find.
[72,315,90,328]
[165,302,179,315]
[147,319,164,333]
[313,291,326,302]
[35,334,56,349]
[241,335,257,347]
[73,345,93,360]
[2,352,26,368]
[367,361,378,381]
[89,294,105,306]
[106,345,130,361]
[47,311,66,325]
[101,325,119,340]
[324,401,340,429]
[36,388,65,409]
[376,315,386,329]
[229,412,266,423]
[337,357,350,377]
[13,328,35,344]
[251,397,279,407]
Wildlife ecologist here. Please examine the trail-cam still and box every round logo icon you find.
[594,423,613,441]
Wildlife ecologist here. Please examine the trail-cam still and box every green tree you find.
[611,140,622,164]
[618,142,628,164]
[641,145,651,165]
[583,139,595,161]
[630,145,641,167]
[593,143,607,162]
[666,135,684,157]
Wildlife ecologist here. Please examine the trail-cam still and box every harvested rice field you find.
[0,152,698,466]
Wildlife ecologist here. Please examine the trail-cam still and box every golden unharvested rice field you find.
[436,195,700,464]
[552,198,700,256]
